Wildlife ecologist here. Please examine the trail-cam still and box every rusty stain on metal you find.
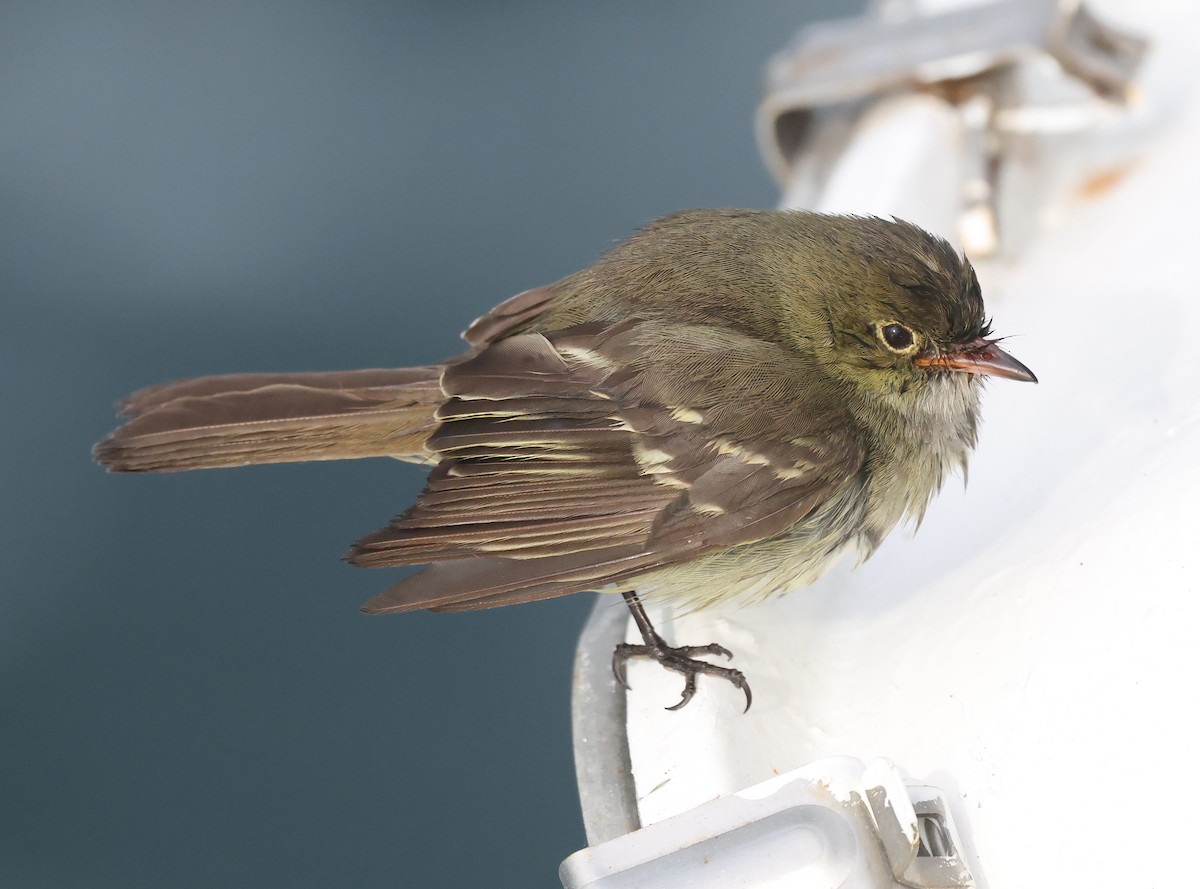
[1075,162,1137,200]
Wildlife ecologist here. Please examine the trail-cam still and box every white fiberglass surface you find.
[623,4,1200,887]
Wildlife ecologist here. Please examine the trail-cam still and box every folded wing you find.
[352,319,865,613]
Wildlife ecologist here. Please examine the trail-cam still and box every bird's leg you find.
[611,592,752,712]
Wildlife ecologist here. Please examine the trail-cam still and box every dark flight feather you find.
[350,315,865,614]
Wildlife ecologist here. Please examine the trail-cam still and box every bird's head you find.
[790,216,1036,398]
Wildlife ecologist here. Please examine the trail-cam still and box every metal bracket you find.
[758,0,1148,255]
[561,756,976,889]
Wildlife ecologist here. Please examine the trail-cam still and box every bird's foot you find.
[612,639,752,712]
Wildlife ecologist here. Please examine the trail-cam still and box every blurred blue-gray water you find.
[1,2,861,886]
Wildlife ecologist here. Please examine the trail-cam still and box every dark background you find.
[2,2,861,886]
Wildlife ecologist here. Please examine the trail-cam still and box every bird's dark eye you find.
[880,323,915,351]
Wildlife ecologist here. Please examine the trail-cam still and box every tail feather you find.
[116,367,439,417]
[94,367,444,472]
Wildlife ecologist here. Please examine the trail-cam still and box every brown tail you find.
[94,367,444,472]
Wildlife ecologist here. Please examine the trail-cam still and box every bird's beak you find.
[916,338,1037,383]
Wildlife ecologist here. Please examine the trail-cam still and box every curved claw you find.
[677,665,752,713]
[733,674,753,713]
[610,641,753,712]
[665,671,698,711]
[611,643,634,690]
[614,591,752,712]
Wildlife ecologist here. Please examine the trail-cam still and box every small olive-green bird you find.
[95,210,1036,711]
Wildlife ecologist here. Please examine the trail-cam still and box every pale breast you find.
[625,376,980,611]
[629,477,870,610]
[858,374,981,552]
